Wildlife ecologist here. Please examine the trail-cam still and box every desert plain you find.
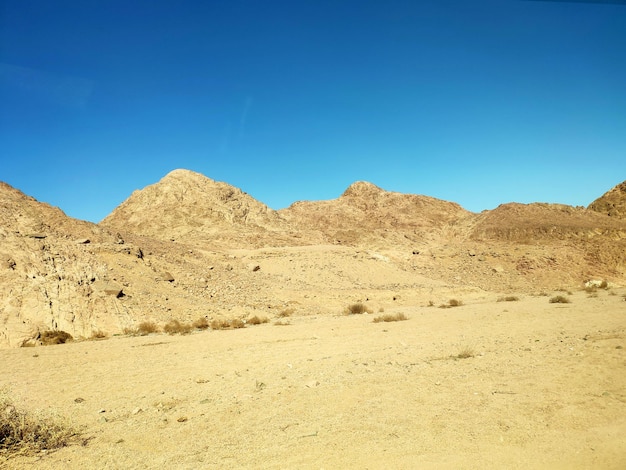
[1,170,625,469]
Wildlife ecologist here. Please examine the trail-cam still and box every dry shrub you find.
[599,280,609,289]
[137,321,160,335]
[497,296,519,302]
[89,330,107,340]
[549,295,571,304]
[439,299,463,309]
[40,331,73,345]
[163,320,192,335]
[373,313,407,323]
[210,318,246,330]
[0,388,78,455]
[247,315,269,325]
[274,320,290,326]
[192,317,209,330]
[278,308,295,318]
[345,303,373,315]
[456,347,475,359]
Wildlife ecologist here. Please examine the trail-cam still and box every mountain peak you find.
[588,180,626,218]
[341,181,385,198]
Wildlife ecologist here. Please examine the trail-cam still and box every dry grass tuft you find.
[456,347,475,359]
[549,295,571,304]
[247,315,269,325]
[192,317,210,330]
[439,299,463,309]
[497,296,519,302]
[274,320,290,326]
[89,330,107,340]
[163,320,193,335]
[137,321,160,335]
[345,303,373,315]
[0,388,78,455]
[373,313,407,323]
[277,308,295,318]
[40,330,73,345]
[210,318,246,330]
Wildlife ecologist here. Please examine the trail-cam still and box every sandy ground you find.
[1,290,625,469]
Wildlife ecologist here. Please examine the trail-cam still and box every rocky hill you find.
[588,180,626,218]
[100,169,293,247]
[1,172,625,348]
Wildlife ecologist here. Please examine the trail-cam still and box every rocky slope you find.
[588,180,626,218]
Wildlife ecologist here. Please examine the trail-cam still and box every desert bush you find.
[89,330,107,340]
[497,296,519,302]
[40,330,73,345]
[549,295,571,304]
[373,313,407,323]
[278,308,295,318]
[345,303,373,315]
[456,347,475,359]
[210,318,246,330]
[192,317,210,330]
[163,320,192,335]
[599,280,609,289]
[0,388,78,455]
[247,315,269,325]
[274,320,290,326]
[137,321,160,335]
[439,299,463,309]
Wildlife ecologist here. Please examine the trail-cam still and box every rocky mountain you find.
[1,171,625,348]
[588,180,626,218]
[101,169,292,247]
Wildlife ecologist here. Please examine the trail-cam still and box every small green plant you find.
[373,313,407,323]
[497,296,519,302]
[345,303,373,315]
[549,295,571,304]
[0,388,78,455]
[163,320,192,335]
[40,330,73,345]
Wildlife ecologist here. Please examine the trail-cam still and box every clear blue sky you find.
[1,0,625,222]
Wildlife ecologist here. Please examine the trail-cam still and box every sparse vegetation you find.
[549,295,571,304]
[247,315,269,325]
[439,299,463,309]
[210,318,246,330]
[137,321,160,335]
[192,317,210,330]
[0,388,78,455]
[497,296,519,302]
[123,321,160,336]
[373,313,407,323]
[278,308,295,318]
[163,319,193,335]
[274,320,290,326]
[345,303,373,315]
[427,300,435,307]
[456,347,475,359]
[40,330,73,345]
[89,330,107,340]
